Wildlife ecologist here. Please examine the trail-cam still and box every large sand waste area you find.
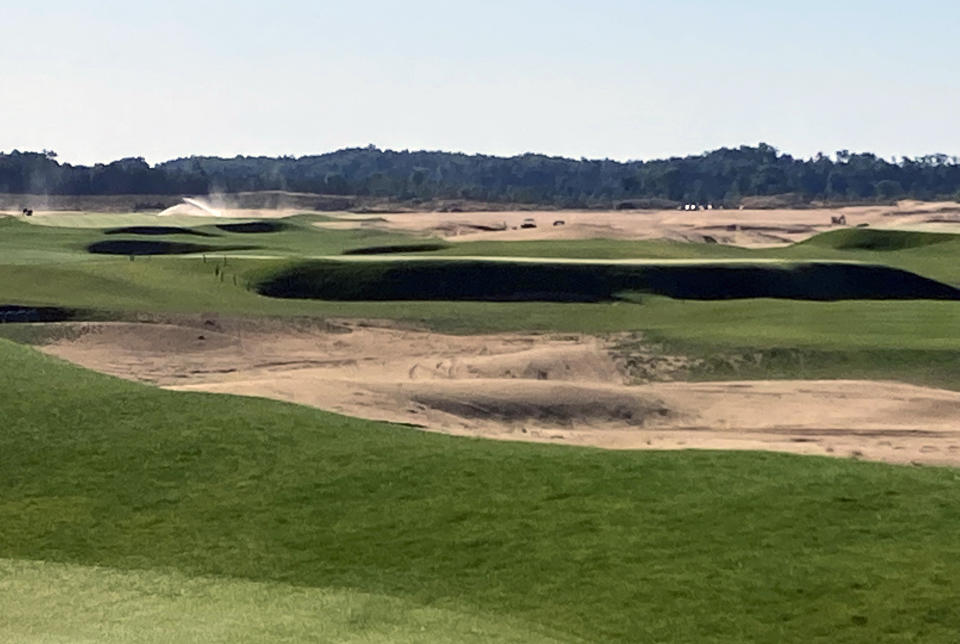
[8,198,960,247]
[38,319,960,467]
[312,200,960,247]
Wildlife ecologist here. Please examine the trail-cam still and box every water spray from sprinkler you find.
[182,197,222,217]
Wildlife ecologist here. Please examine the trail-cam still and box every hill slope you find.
[3,339,960,641]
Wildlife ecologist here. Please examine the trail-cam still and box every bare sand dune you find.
[313,200,960,247]
[36,319,960,467]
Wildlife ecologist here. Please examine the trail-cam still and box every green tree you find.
[875,180,904,200]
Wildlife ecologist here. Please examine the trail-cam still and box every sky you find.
[3,0,959,165]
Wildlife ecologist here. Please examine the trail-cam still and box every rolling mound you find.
[800,228,960,251]
[88,240,258,255]
[253,259,960,302]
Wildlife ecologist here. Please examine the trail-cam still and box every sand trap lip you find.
[35,320,960,467]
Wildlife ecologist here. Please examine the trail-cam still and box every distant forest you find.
[2,144,960,207]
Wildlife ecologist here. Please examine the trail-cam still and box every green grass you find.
[0,559,554,643]
[4,216,960,389]
[6,217,960,640]
[624,297,960,349]
[431,238,756,260]
[8,213,960,284]
[4,340,960,642]
[620,297,960,389]
[397,229,960,286]
[0,215,427,265]
[798,227,960,251]
[693,346,960,388]
[4,259,960,388]
[461,233,960,285]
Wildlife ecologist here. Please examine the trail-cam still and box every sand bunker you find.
[313,200,960,247]
[35,319,960,467]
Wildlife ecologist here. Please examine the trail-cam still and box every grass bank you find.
[3,340,960,641]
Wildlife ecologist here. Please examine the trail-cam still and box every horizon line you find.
[5,143,960,169]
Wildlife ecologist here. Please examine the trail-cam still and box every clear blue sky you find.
[3,0,958,165]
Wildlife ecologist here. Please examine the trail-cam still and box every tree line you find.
[2,144,959,207]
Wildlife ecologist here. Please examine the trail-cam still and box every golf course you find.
[3,203,960,642]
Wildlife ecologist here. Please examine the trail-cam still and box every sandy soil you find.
[8,198,960,248]
[38,319,960,467]
[310,200,960,247]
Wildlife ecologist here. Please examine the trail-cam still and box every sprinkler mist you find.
[181,197,222,217]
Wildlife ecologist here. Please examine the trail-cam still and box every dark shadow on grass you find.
[88,240,259,256]
[0,305,78,323]
[342,243,449,255]
[253,260,960,302]
[104,226,220,237]
[215,222,289,234]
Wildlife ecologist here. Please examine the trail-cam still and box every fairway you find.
[0,559,555,644]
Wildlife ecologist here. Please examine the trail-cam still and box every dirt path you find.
[37,319,960,467]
